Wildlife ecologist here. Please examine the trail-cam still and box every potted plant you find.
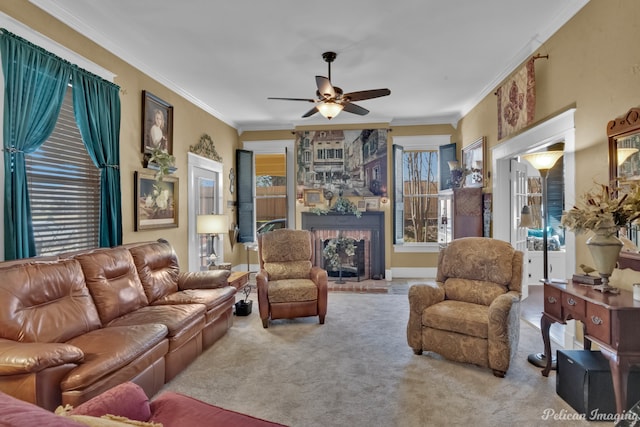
[234,284,252,316]
[144,147,176,181]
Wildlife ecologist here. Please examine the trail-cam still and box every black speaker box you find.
[556,350,640,420]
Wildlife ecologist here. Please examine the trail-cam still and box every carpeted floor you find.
[158,291,611,427]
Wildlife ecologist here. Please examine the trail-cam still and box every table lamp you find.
[196,214,229,266]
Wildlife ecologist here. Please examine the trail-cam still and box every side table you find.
[227,271,249,290]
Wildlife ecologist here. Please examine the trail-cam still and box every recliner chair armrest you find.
[0,339,83,375]
[177,270,231,290]
[406,282,445,351]
[487,291,521,373]
[309,266,328,288]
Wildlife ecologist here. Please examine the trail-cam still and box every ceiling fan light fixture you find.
[317,101,343,119]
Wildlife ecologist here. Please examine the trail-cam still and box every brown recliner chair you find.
[256,229,328,328]
[407,237,523,377]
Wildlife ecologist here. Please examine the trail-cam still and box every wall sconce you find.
[196,214,229,266]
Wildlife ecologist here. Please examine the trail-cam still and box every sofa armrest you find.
[487,291,521,372]
[0,339,83,375]
[406,282,445,351]
[177,270,231,290]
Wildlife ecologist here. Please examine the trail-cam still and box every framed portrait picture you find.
[462,136,486,188]
[135,170,179,230]
[364,196,380,211]
[141,91,173,155]
[303,189,322,207]
[357,200,367,212]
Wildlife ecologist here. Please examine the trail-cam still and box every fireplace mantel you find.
[301,211,385,279]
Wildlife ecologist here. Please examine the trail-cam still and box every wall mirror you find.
[608,107,640,269]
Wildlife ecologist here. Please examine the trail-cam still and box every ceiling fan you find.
[268,51,391,120]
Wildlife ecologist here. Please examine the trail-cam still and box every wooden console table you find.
[541,280,640,414]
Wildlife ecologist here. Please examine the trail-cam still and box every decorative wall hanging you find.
[142,91,173,155]
[295,129,388,199]
[496,55,545,140]
[189,133,223,162]
[135,170,179,231]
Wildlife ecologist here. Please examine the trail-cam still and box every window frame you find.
[393,135,451,253]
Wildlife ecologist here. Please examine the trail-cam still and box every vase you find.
[586,221,623,293]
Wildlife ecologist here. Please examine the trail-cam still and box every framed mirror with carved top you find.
[608,107,640,269]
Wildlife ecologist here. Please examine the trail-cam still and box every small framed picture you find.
[135,170,179,230]
[462,136,486,188]
[141,91,173,155]
[357,200,367,212]
[303,189,322,207]
[364,196,380,211]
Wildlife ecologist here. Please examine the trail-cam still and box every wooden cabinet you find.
[541,281,640,413]
[527,251,567,283]
[437,187,483,246]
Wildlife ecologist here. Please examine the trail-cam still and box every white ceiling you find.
[30,0,589,133]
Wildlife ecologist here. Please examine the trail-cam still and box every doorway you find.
[491,108,576,349]
[187,152,224,272]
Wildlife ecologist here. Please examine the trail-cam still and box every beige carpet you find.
[158,292,611,427]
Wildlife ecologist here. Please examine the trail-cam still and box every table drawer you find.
[585,303,611,344]
[544,285,562,319]
[561,292,585,320]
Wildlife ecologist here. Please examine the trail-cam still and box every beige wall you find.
[458,0,640,288]
[1,1,242,267]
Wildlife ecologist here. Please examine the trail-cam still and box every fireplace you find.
[301,211,385,279]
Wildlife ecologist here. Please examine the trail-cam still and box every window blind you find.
[25,86,100,255]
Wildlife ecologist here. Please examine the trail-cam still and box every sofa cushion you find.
[62,324,167,391]
[69,382,151,421]
[76,248,149,324]
[443,277,507,306]
[126,241,180,303]
[438,237,515,285]
[0,260,102,343]
[267,279,318,304]
[0,391,85,427]
[152,287,236,311]
[264,260,311,281]
[105,304,205,346]
[423,300,489,339]
[261,229,312,263]
[150,391,288,426]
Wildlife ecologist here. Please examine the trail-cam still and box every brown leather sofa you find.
[0,239,235,411]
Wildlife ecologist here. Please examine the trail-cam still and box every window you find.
[255,153,287,232]
[25,86,100,255]
[393,135,451,249]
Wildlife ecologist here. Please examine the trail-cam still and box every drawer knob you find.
[547,296,557,304]
[567,297,576,306]
[591,315,603,325]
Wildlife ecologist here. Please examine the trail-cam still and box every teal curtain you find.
[0,30,71,259]
[71,68,122,247]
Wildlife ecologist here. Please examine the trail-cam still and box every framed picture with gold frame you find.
[303,189,322,207]
[135,170,179,230]
[364,196,380,211]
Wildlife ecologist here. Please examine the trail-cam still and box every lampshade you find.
[617,147,639,166]
[448,160,460,171]
[519,205,535,228]
[521,151,564,172]
[317,102,343,119]
[196,214,228,235]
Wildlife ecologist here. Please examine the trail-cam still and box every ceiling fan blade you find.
[342,102,369,116]
[315,76,335,98]
[268,97,315,102]
[302,106,319,118]
[343,88,391,102]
